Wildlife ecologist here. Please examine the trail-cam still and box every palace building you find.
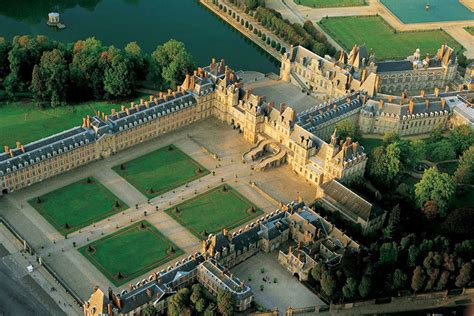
[84,201,358,315]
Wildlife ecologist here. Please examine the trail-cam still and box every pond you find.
[380,0,474,24]
[0,0,279,73]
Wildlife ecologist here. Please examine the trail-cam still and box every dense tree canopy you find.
[415,167,455,217]
[454,145,474,185]
[150,39,194,90]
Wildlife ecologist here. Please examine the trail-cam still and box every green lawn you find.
[0,93,151,151]
[466,27,474,36]
[436,161,459,175]
[28,178,128,235]
[112,144,209,198]
[318,16,462,60]
[79,221,182,286]
[294,0,366,8]
[359,137,383,155]
[165,185,262,239]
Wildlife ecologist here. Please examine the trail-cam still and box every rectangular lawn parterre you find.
[165,184,263,240]
[318,16,462,60]
[112,144,209,198]
[79,221,183,286]
[28,177,128,235]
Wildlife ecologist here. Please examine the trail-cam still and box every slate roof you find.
[319,180,373,222]
[296,92,364,134]
[0,127,95,176]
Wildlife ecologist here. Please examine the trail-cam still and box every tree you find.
[391,269,408,291]
[335,120,359,142]
[204,302,217,316]
[0,37,11,81]
[448,125,474,156]
[455,262,472,288]
[397,139,425,171]
[368,143,400,186]
[311,264,322,282]
[442,207,474,237]
[69,37,106,100]
[142,305,157,316]
[383,131,400,144]
[195,298,207,313]
[383,204,401,239]
[378,242,399,266]
[217,290,233,316]
[31,48,68,107]
[167,288,190,316]
[190,284,204,305]
[320,270,337,298]
[415,167,455,217]
[436,270,450,290]
[426,140,456,162]
[341,250,362,279]
[454,145,474,185]
[358,275,371,298]
[103,48,133,98]
[422,200,439,220]
[150,39,194,90]
[411,266,426,292]
[342,277,358,299]
[407,244,420,267]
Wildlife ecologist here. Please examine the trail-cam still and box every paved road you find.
[0,244,64,316]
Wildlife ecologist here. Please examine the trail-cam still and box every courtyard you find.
[78,220,183,286]
[232,251,325,313]
[318,15,462,60]
[28,177,128,235]
[165,184,263,239]
[112,144,209,198]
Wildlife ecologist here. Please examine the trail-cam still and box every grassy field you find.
[112,144,209,198]
[28,178,128,235]
[466,27,474,36]
[436,161,459,175]
[0,93,149,151]
[165,185,262,239]
[318,16,462,60]
[359,137,383,155]
[294,0,366,8]
[79,221,182,286]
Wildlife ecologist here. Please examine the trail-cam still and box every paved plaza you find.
[245,76,325,113]
[232,251,325,313]
[0,117,316,301]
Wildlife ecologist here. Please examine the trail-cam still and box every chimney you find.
[288,246,292,254]
[198,67,203,76]
[297,252,301,261]
[193,70,198,77]
[211,58,216,68]
[4,146,9,153]
[130,101,135,108]
[159,92,164,98]
[222,228,228,237]
[379,99,384,110]
[105,115,109,122]
[420,90,425,97]
[268,101,274,112]
[154,97,158,104]
[93,286,99,293]
[220,58,225,66]
[125,108,130,116]
[425,100,429,109]
[435,87,440,97]
[409,99,414,114]
[172,92,176,98]
[9,149,13,158]
[20,145,25,153]
[168,89,172,96]
[121,105,126,112]
[82,117,87,127]
[441,98,446,110]
[111,108,116,115]
[138,98,143,105]
[445,85,449,93]
[280,102,286,113]
[145,101,149,108]
[345,137,351,146]
[333,103,337,110]
[107,303,112,315]
[16,141,21,149]
[149,95,153,102]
